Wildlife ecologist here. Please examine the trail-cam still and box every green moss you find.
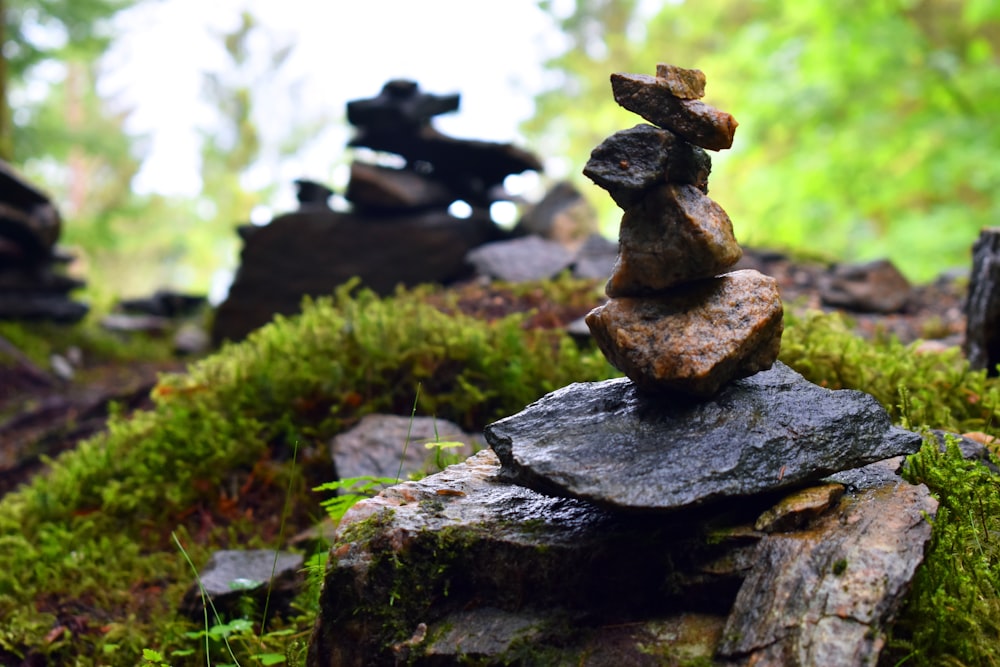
[0,278,616,664]
[5,280,1000,664]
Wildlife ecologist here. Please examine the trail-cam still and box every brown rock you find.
[754,483,846,533]
[655,63,706,99]
[606,184,741,297]
[583,124,711,208]
[585,270,783,396]
[611,72,738,150]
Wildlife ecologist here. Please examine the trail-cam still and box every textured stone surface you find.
[308,447,934,666]
[718,480,936,666]
[588,270,783,395]
[606,184,741,297]
[611,72,738,150]
[583,124,711,207]
[466,235,575,282]
[330,414,478,482]
[655,63,707,99]
[819,258,912,314]
[484,362,923,511]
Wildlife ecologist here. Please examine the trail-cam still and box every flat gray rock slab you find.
[485,362,922,511]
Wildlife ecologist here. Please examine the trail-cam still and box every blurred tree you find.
[2,0,136,161]
[530,0,1000,281]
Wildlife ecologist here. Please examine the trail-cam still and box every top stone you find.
[654,63,706,99]
[611,71,738,150]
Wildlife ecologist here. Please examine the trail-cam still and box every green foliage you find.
[0,278,614,663]
[780,309,1000,432]
[530,0,1000,282]
[884,434,1000,666]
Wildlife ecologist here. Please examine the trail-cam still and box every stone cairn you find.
[211,79,543,344]
[583,63,782,396]
[306,66,937,667]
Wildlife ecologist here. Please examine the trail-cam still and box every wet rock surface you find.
[819,258,913,314]
[587,270,783,396]
[484,362,922,511]
[308,448,935,666]
[606,184,742,296]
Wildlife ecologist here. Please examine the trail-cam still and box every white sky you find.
[99,0,569,208]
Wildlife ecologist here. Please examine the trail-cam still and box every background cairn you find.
[584,63,784,397]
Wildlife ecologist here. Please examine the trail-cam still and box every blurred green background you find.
[4,0,998,304]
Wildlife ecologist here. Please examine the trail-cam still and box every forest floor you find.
[0,249,969,501]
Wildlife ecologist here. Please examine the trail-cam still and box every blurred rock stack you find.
[583,64,783,396]
[212,79,543,344]
[0,161,87,322]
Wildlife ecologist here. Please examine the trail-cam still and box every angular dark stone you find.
[330,414,478,482]
[308,448,934,666]
[350,124,542,206]
[606,184,741,297]
[346,79,460,131]
[571,233,618,280]
[583,124,711,208]
[516,181,599,248]
[484,362,923,511]
[611,72,738,150]
[344,161,455,213]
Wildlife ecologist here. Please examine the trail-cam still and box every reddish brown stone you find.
[606,184,741,297]
[655,63,706,99]
[585,270,783,396]
[611,72,738,150]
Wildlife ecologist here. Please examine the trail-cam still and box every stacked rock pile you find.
[583,64,783,396]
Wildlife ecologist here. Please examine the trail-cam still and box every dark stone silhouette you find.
[0,160,87,322]
[212,79,543,344]
[965,228,1000,375]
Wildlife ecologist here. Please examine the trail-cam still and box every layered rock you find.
[584,63,781,397]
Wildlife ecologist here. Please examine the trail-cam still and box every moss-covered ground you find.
[0,276,998,665]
